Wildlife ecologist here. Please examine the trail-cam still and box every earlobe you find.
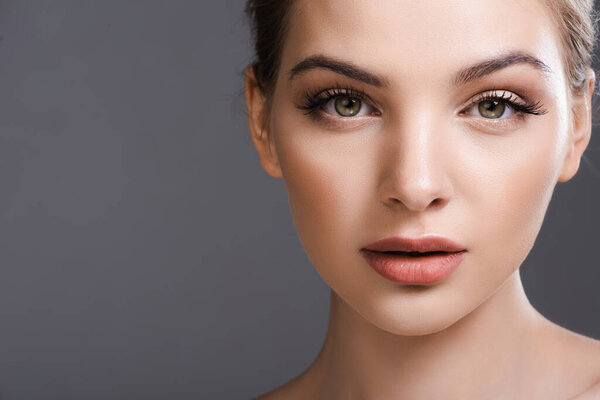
[557,69,596,183]
[244,67,283,179]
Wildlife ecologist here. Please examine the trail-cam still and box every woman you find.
[244,0,600,398]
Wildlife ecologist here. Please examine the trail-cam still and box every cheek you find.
[458,123,563,281]
[270,111,376,283]
[275,137,367,243]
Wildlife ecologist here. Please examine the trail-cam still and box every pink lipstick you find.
[360,236,467,285]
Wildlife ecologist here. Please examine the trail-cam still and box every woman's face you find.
[255,0,588,335]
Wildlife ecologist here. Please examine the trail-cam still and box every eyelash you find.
[296,85,548,120]
[297,83,374,116]
[465,89,548,117]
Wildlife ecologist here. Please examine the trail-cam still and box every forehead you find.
[281,0,564,86]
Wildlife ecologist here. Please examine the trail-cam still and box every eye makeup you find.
[460,88,548,118]
[294,81,549,131]
[296,83,379,116]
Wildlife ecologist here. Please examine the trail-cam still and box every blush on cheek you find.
[281,152,359,242]
[279,164,350,287]
[276,141,337,251]
[479,136,560,272]
[273,124,376,287]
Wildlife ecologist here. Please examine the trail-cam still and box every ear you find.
[557,68,596,182]
[244,66,283,178]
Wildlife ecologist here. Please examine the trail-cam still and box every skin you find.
[245,0,600,398]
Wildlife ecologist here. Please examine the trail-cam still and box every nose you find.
[378,118,454,213]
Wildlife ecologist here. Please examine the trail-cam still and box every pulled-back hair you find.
[246,0,599,98]
[245,0,294,98]
[542,0,599,95]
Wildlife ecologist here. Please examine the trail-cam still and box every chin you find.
[368,308,465,337]
[342,286,474,337]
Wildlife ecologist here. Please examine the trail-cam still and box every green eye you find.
[478,100,506,119]
[334,96,362,117]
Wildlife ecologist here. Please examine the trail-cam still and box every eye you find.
[333,96,361,116]
[296,85,380,120]
[464,97,517,120]
[461,90,548,121]
[476,99,509,119]
[324,96,373,117]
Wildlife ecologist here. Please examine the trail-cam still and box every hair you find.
[246,0,600,98]
[244,0,293,100]
[542,0,599,96]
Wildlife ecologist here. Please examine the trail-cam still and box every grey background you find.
[0,1,598,399]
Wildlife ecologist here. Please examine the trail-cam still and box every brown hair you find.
[542,0,599,95]
[245,0,294,99]
[246,0,599,98]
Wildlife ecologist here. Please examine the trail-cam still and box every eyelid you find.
[298,85,546,130]
[297,84,382,116]
[460,89,544,114]
[461,89,511,110]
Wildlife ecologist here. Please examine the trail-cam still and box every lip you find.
[360,236,467,285]
[363,236,466,253]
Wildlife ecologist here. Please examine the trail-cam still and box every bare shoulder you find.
[543,321,600,398]
[252,383,295,400]
[252,387,285,400]
[568,378,600,400]
[556,326,600,372]
[252,383,310,400]
[251,370,317,400]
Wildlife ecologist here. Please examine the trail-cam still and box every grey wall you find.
[0,2,597,399]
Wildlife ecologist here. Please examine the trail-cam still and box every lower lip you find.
[360,249,467,285]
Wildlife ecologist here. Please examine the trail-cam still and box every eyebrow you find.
[288,55,388,87]
[453,51,552,86]
[288,51,552,88]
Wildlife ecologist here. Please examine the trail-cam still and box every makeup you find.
[361,236,467,285]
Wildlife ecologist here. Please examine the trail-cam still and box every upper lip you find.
[362,235,466,253]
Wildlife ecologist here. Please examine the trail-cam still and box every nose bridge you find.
[379,107,452,211]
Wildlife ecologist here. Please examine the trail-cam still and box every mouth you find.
[360,249,467,285]
[362,235,467,254]
[376,250,456,257]
[360,235,467,285]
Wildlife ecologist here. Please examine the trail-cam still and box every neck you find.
[305,270,545,399]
